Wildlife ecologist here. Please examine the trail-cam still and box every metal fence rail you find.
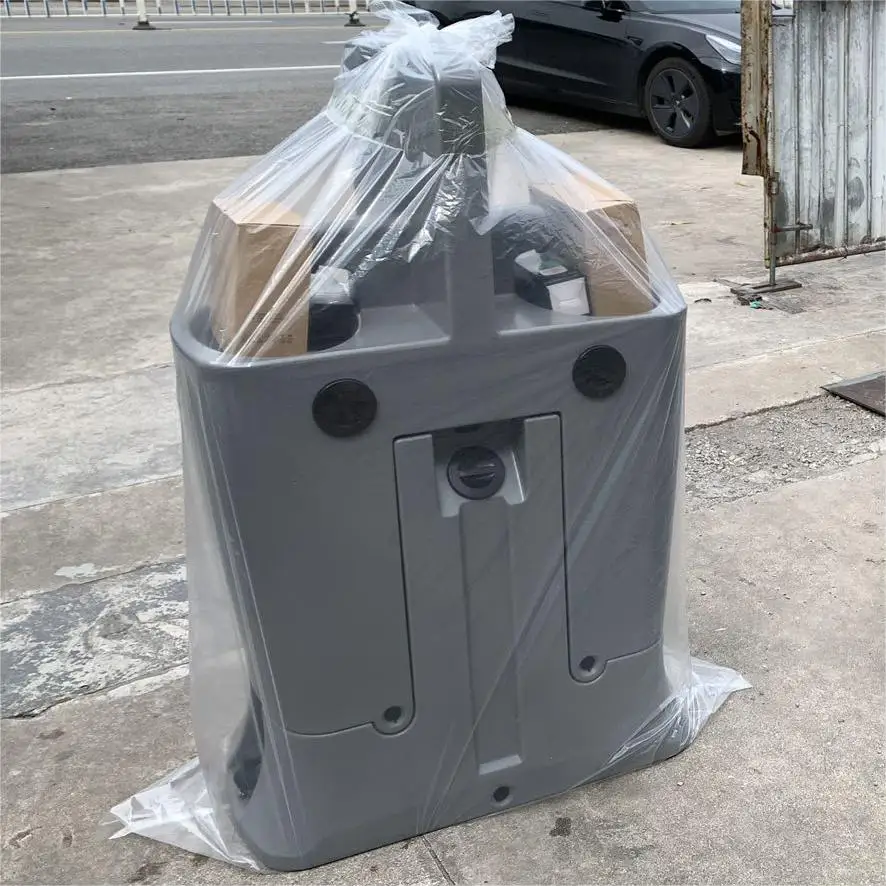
[2,0,367,15]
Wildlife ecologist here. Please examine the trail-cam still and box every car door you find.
[459,1,561,89]
[517,0,641,111]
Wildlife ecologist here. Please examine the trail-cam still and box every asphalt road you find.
[0,14,624,172]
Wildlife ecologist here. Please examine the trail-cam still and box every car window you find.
[632,1,739,12]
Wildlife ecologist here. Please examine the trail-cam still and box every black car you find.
[406,0,742,148]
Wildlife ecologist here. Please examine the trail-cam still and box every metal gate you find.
[742,0,886,268]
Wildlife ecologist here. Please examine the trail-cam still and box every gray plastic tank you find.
[171,56,689,872]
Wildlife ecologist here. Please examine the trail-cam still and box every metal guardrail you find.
[1,0,368,15]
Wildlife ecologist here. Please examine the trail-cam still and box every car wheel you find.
[644,57,714,148]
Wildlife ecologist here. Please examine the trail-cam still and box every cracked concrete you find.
[1,476,184,603]
[2,560,187,716]
[2,393,882,725]
[685,394,886,507]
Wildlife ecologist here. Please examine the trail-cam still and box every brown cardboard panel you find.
[532,174,653,317]
[208,197,312,359]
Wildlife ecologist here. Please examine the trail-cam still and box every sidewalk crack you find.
[423,835,455,885]
[3,361,174,396]
[0,555,186,607]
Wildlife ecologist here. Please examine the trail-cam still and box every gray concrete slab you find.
[0,674,448,886]
[685,325,886,427]
[547,130,763,282]
[681,258,886,368]
[0,157,246,390]
[425,458,885,886]
[1,475,183,603]
[2,456,881,884]
[1,559,187,716]
[1,364,180,510]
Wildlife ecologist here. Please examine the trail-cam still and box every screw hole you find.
[492,785,511,804]
[579,655,596,673]
[383,705,403,724]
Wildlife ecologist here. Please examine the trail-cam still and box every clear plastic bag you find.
[109,0,748,871]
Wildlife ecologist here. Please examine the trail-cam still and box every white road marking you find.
[1,64,339,80]
[0,23,380,35]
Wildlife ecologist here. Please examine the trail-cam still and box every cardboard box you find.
[207,196,312,359]
[531,174,654,317]
[204,167,651,358]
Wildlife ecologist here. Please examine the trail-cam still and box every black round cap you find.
[572,346,627,399]
[447,447,506,500]
[312,379,377,438]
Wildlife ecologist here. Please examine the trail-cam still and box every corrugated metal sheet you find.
[769,0,886,263]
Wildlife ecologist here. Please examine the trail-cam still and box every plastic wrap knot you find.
[327,0,516,158]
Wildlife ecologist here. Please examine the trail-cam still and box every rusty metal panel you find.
[740,0,770,178]
[824,372,886,417]
[768,0,886,263]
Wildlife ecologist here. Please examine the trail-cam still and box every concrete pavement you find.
[1,126,884,883]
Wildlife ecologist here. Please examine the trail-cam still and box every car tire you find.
[643,57,715,148]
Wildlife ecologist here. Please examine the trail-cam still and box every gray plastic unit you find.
[171,64,689,872]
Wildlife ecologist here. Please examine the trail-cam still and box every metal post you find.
[133,0,155,28]
[730,0,803,305]
[766,187,777,289]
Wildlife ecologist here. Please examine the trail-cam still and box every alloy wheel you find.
[649,68,701,139]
